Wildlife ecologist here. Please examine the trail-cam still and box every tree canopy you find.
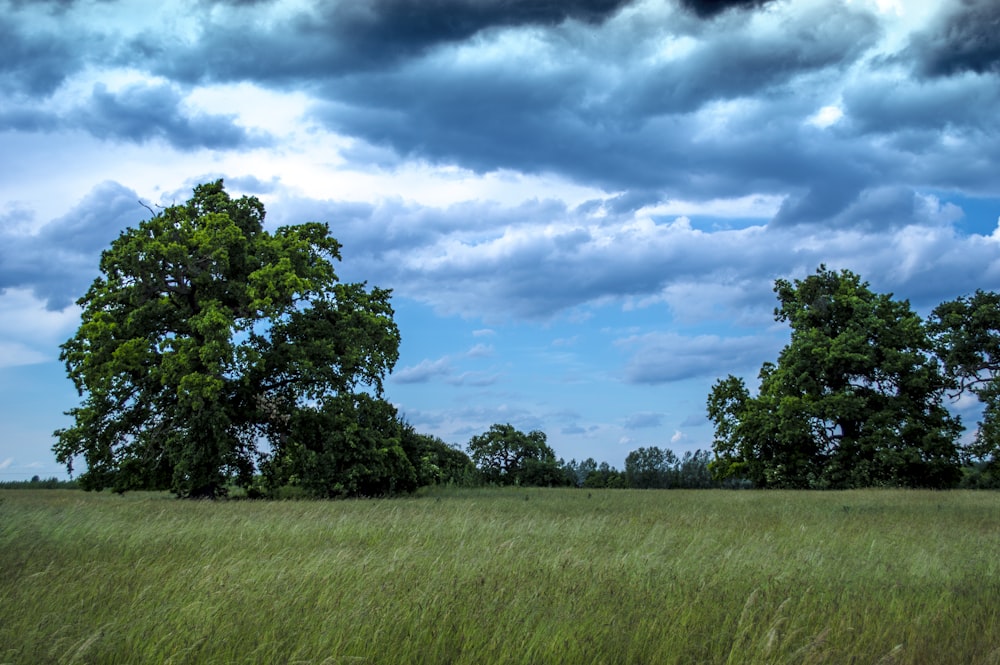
[708,266,962,489]
[624,447,717,489]
[54,180,405,498]
[466,424,567,486]
[928,290,1000,475]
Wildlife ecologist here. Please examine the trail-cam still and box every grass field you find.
[1,487,998,664]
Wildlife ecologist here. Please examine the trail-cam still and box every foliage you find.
[624,447,719,489]
[583,461,627,488]
[260,394,415,498]
[0,476,79,490]
[561,458,627,488]
[928,290,1000,471]
[625,446,678,488]
[53,180,403,498]
[959,461,1000,489]
[562,457,599,487]
[708,266,962,489]
[466,424,569,486]
[2,489,998,664]
[400,425,478,487]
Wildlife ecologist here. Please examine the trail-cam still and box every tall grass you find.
[1,488,997,664]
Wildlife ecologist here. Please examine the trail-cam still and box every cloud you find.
[910,0,1000,78]
[679,413,708,427]
[676,0,773,19]
[843,72,1000,138]
[624,411,664,429]
[0,12,82,95]
[0,181,146,310]
[8,0,986,225]
[0,80,272,151]
[76,83,271,150]
[263,182,1000,325]
[313,2,882,197]
[0,287,82,367]
[466,343,494,358]
[448,371,500,387]
[0,341,49,368]
[391,340,499,385]
[618,332,781,384]
[134,0,632,85]
[392,357,454,384]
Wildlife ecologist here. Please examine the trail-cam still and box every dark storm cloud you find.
[77,83,271,151]
[626,5,881,115]
[838,70,1000,197]
[0,182,146,310]
[0,106,60,132]
[313,2,880,200]
[844,72,1000,135]
[111,0,884,204]
[344,0,633,47]
[138,0,632,83]
[771,178,866,227]
[911,0,1000,77]
[5,0,891,214]
[677,0,772,19]
[0,13,82,95]
[0,81,270,151]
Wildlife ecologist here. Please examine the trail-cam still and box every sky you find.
[1,0,999,480]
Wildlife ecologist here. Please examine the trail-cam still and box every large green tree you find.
[708,266,962,488]
[928,290,1000,474]
[54,180,403,498]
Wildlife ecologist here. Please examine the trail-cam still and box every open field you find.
[1,488,998,664]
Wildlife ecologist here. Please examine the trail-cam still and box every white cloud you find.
[392,357,453,384]
[637,194,784,220]
[0,289,80,367]
[807,105,844,128]
[466,343,494,358]
[0,342,50,369]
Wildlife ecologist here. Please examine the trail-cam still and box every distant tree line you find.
[462,423,730,490]
[0,476,80,490]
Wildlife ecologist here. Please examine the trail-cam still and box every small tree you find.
[54,180,404,498]
[624,446,678,488]
[466,424,565,486]
[563,457,598,487]
[708,266,962,489]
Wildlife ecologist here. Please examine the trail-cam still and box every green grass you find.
[1,488,998,664]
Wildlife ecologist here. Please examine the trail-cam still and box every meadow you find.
[1,488,997,665]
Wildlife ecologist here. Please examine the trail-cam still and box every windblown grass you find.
[1,488,997,664]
